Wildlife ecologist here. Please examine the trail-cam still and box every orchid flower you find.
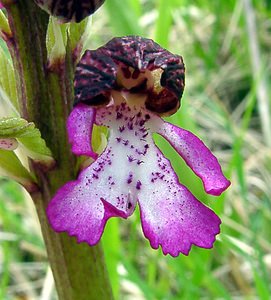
[47,36,230,257]
[34,0,105,22]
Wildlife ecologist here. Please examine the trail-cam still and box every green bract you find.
[0,117,53,163]
[0,149,37,192]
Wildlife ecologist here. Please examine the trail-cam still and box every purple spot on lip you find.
[116,112,123,119]
[136,180,142,190]
[136,149,143,155]
[127,122,134,130]
[128,155,135,162]
[127,172,133,184]
[142,132,149,138]
[119,126,125,132]
[145,114,150,120]
[123,139,129,146]
[139,120,145,126]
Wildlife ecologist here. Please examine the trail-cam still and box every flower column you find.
[1,0,113,299]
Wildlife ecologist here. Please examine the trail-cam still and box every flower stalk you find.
[3,0,113,299]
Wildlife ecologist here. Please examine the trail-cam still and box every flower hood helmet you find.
[34,0,105,22]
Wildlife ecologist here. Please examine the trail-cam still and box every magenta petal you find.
[46,171,125,246]
[67,103,98,159]
[138,148,221,256]
[158,122,230,195]
[47,180,108,245]
[47,141,139,245]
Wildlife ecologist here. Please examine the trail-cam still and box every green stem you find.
[4,1,113,299]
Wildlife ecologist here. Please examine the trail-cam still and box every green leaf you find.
[0,117,54,164]
[102,218,120,299]
[0,10,11,38]
[128,0,142,17]
[0,37,10,58]
[154,0,173,47]
[0,117,31,136]
[0,47,19,111]
[105,0,143,35]
[0,149,37,192]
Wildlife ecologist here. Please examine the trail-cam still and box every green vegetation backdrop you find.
[0,0,270,299]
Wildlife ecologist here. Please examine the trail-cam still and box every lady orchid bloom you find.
[34,0,105,22]
[47,36,230,257]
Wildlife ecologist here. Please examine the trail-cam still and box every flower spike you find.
[47,36,230,257]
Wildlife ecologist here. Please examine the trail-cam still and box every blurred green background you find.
[1,0,271,299]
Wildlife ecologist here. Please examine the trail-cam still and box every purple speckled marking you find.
[127,172,133,184]
[48,97,230,256]
[136,180,142,190]
[0,138,18,151]
[47,36,230,257]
